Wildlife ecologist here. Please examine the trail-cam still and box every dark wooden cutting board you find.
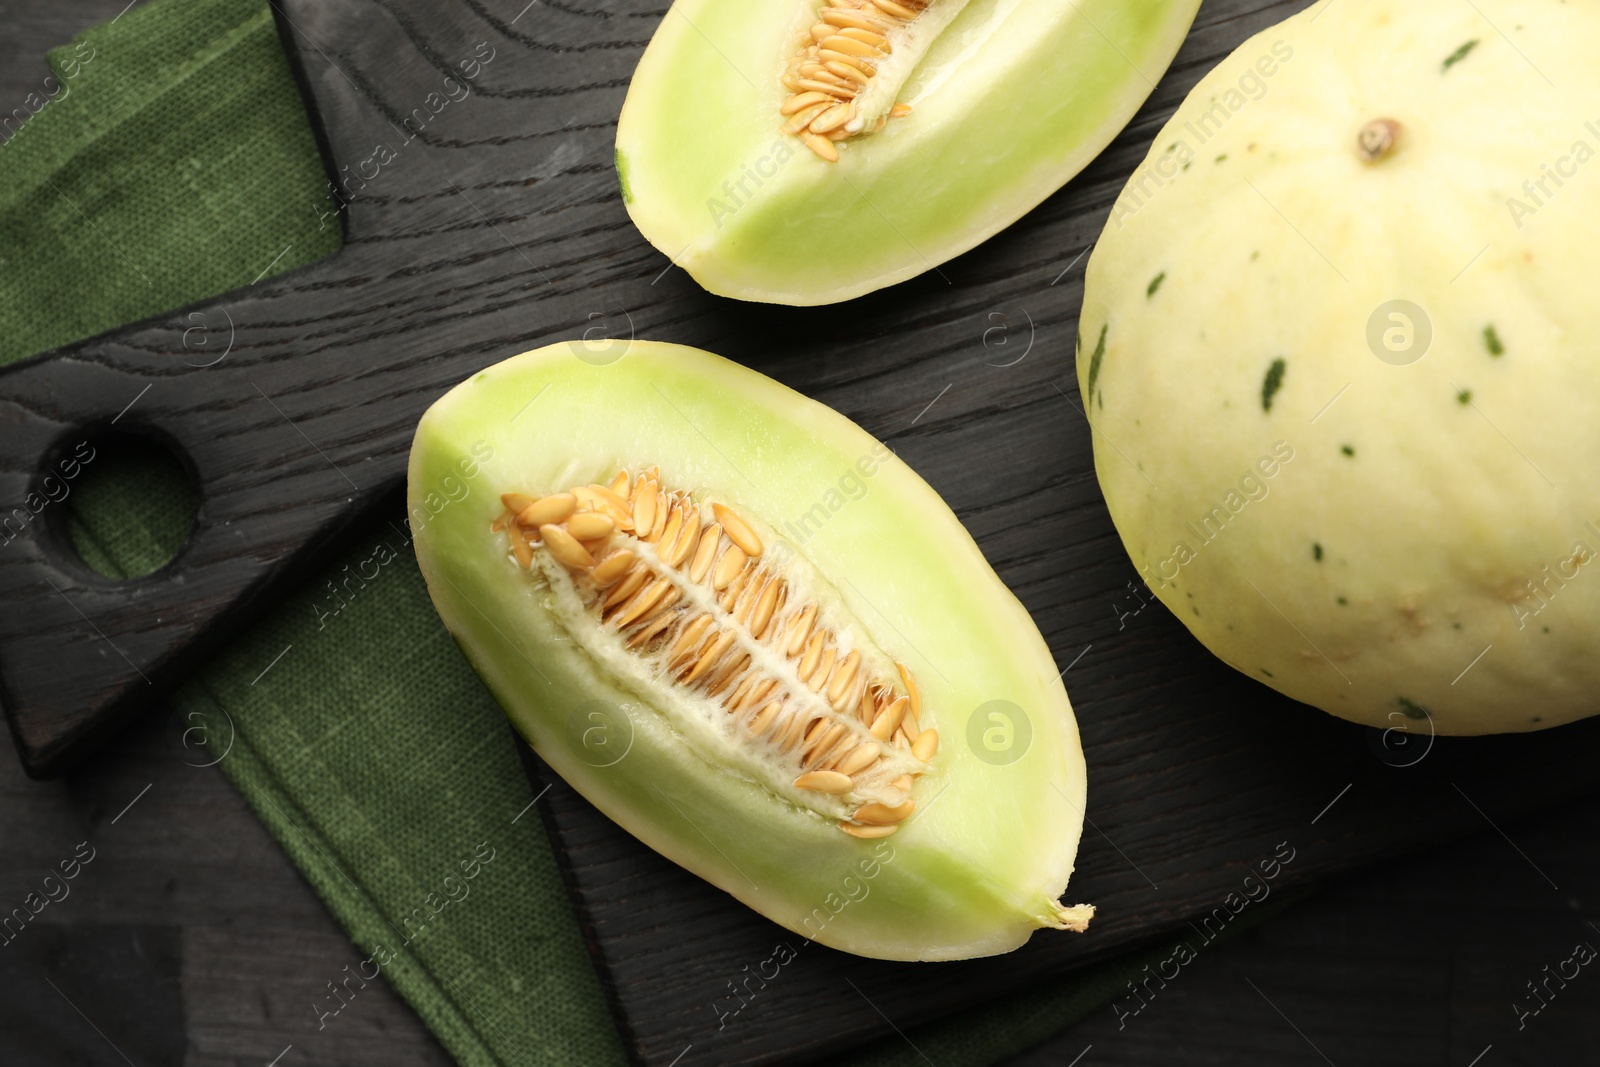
[4,0,1596,1064]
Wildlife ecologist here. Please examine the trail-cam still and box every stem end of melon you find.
[1046,901,1096,933]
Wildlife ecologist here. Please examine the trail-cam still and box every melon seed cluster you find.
[780,0,924,161]
[492,467,938,837]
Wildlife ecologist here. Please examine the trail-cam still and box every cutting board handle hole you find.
[33,424,200,583]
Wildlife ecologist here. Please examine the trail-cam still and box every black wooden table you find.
[3,2,1600,1065]
[4,704,1599,1067]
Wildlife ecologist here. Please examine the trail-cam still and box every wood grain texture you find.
[527,716,1600,1066]
[5,693,1598,1067]
[0,710,455,1067]
[1010,791,1600,1067]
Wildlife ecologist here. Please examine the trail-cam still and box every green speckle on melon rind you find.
[1085,324,1109,406]
[1397,697,1430,721]
[1442,38,1480,72]
[1261,357,1287,412]
[1484,324,1504,356]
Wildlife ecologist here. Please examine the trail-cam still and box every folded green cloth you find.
[0,2,1282,1063]
[0,0,339,363]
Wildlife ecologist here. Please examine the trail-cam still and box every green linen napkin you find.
[0,1,1283,1063]
[0,0,339,364]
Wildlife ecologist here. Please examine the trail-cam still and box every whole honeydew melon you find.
[1080,0,1600,735]
[408,340,1091,960]
[616,0,1201,305]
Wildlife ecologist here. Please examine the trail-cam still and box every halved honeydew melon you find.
[617,0,1203,305]
[408,340,1091,959]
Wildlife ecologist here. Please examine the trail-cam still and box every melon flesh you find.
[1081,0,1600,734]
[408,341,1090,959]
[617,0,1201,305]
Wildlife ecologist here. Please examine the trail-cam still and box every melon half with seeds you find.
[408,340,1091,960]
[615,0,1201,305]
[1080,0,1600,734]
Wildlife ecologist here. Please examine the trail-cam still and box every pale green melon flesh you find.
[1081,0,1600,735]
[408,340,1088,959]
[616,0,1201,305]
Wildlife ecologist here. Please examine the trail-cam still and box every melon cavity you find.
[503,471,933,833]
[780,0,976,161]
